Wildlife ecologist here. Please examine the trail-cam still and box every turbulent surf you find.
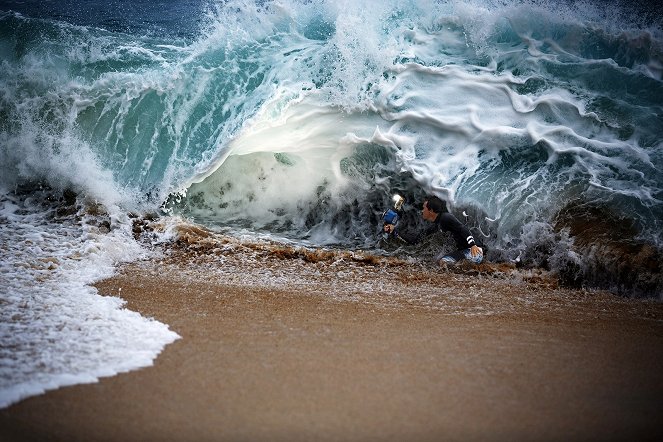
[1,0,662,407]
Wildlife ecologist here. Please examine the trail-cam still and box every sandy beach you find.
[2,227,663,441]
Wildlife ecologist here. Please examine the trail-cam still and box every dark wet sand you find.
[2,231,663,442]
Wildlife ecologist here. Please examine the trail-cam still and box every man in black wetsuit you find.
[384,195,483,266]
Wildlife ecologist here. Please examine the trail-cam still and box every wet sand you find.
[2,228,663,441]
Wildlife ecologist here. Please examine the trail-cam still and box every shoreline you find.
[2,230,663,441]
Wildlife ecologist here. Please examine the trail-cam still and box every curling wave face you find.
[1,0,662,292]
[166,1,662,260]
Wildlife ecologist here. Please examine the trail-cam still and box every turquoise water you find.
[1,0,662,281]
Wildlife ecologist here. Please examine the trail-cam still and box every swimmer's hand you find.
[470,245,483,257]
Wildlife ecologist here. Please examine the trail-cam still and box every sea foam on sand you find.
[0,192,180,409]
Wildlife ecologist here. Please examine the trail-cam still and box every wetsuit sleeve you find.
[437,212,476,249]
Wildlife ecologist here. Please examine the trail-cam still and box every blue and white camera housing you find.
[381,194,405,240]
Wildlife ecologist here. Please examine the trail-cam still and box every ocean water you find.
[1,0,662,407]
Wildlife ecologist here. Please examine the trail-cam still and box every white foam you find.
[0,192,180,409]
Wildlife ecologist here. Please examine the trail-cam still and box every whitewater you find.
[1,0,662,407]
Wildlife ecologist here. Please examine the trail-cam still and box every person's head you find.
[422,196,447,221]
